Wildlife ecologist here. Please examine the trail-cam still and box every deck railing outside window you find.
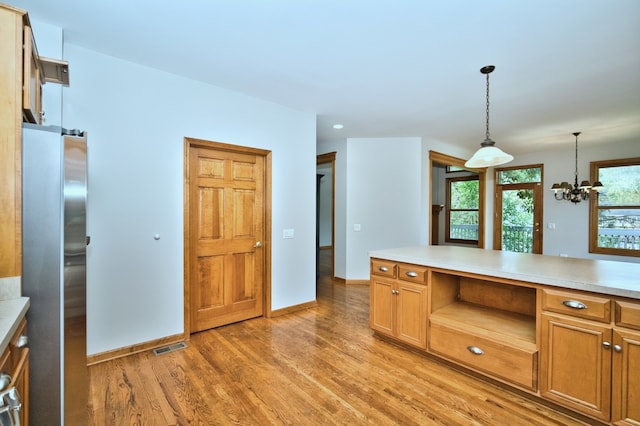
[449,225,640,252]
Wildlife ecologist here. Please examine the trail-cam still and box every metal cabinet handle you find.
[405,271,418,278]
[603,341,611,349]
[0,373,11,391]
[613,344,622,352]
[16,335,28,348]
[391,289,399,295]
[467,346,484,355]
[562,300,587,310]
[378,266,388,272]
[253,241,262,248]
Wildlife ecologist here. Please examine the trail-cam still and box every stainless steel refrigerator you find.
[22,123,88,425]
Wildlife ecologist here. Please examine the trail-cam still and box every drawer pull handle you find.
[562,300,587,310]
[613,344,622,353]
[16,335,28,348]
[467,346,484,355]
[378,266,389,272]
[406,271,418,278]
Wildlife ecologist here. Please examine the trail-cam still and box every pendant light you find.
[465,65,514,168]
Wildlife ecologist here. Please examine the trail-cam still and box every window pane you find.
[597,209,640,251]
[598,165,640,206]
[498,167,541,184]
[450,180,479,209]
[449,211,478,241]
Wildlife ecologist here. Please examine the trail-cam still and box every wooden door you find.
[396,281,427,348]
[540,313,612,421]
[494,182,543,254]
[370,277,394,336]
[188,143,265,333]
[612,328,640,425]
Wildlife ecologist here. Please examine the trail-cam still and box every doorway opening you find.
[317,152,336,280]
[493,165,543,254]
[429,151,486,248]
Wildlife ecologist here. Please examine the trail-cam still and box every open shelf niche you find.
[429,271,537,350]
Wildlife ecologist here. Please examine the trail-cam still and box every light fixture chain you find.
[574,133,579,181]
[485,72,491,140]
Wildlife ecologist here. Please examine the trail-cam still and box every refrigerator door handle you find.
[86,235,91,246]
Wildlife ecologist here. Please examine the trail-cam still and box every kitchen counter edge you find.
[369,246,640,300]
[0,297,30,355]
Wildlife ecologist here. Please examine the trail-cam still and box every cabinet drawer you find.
[398,263,428,285]
[429,321,538,390]
[615,300,640,330]
[541,289,611,323]
[370,259,397,279]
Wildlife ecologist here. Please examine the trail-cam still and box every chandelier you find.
[550,132,603,203]
[465,65,514,168]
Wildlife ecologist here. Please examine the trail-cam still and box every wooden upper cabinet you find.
[22,23,44,124]
[0,4,25,279]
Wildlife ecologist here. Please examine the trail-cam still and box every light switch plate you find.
[283,229,295,239]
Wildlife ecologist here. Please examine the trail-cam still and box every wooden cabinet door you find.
[540,313,612,422]
[370,277,394,336]
[612,328,640,425]
[396,281,427,348]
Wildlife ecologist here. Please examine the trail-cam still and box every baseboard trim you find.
[333,276,370,286]
[87,332,185,366]
[346,279,370,285]
[269,300,318,317]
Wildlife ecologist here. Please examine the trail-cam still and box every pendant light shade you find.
[465,140,514,168]
[465,65,513,169]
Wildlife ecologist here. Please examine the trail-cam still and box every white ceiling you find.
[14,0,640,155]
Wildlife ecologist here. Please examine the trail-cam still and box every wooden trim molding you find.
[270,300,318,318]
[429,150,486,248]
[87,333,185,366]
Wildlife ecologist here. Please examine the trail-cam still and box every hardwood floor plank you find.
[88,250,588,425]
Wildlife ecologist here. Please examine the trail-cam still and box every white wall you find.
[58,43,317,355]
[345,137,423,280]
[512,140,640,263]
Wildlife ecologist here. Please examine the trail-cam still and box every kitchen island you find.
[369,246,639,425]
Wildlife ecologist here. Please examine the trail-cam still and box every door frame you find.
[429,150,486,248]
[316,152,336,279]
[183,137,272,338]
[493,164,544,254]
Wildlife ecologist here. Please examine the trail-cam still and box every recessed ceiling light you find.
[333,124,344,129]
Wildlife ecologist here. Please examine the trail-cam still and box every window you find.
[446,176,479,244]
[589,157,640,257]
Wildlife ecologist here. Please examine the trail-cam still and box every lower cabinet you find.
[540,289,640,425]
[611,329,640,425]
[369,257,640,426]
[540,313,612,421]
[1,318,29,426]
[370,260,427,349]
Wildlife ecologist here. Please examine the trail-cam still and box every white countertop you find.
[0,297,30,355]
[369,246,640,300]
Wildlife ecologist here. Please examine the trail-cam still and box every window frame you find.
[445,175,480,245]
[589,157,640,257]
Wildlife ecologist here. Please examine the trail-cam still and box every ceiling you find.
[14,0,640,155]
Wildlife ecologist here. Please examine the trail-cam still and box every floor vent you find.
[153,342,187,356]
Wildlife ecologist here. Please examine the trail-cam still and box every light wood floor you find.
[88,250,588,425]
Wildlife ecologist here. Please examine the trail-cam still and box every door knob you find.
[253,241,262,248]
